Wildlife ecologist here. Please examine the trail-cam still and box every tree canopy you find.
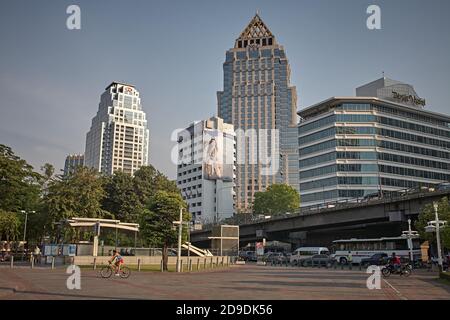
[0,144,41,212]
[103,171,141,223]
[253,184,300,216]
[0,144,189,246]
[0,210,21,241]
[44,166,111,229]
[415,196,450,249]
[140,190,190,270]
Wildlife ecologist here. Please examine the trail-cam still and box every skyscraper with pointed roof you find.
[217,14,299,212]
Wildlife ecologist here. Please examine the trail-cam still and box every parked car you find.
[239,251,257,262]
[290,247,330,266]
[265,252,289,265]
[302,254,334,267]
[360,253,388,267]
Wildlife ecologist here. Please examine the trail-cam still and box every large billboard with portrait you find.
[203,129,233,181]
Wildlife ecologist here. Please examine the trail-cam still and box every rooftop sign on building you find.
[356,77,426,109]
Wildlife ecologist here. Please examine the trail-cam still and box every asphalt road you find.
[1,264,449,300]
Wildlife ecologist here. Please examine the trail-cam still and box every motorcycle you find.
[381,263,411,277]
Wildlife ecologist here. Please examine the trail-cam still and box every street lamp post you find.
[434,203,444,271]
[174,207,183,273]
[402,218,419,264]
[408,219,414,262]
[20,210,35,261]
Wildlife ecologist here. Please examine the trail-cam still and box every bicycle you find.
[100,262,131,279]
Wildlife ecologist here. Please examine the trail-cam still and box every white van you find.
[290,247,330,266]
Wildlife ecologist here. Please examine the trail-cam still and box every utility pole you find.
[176,207,183,273]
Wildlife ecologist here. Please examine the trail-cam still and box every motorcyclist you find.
[391,252,401,272]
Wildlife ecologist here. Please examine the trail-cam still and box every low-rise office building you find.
[298,78,450,207]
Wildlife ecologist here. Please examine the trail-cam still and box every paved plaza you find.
[1,264,449,300]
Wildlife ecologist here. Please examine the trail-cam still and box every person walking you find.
[33,245,41,265]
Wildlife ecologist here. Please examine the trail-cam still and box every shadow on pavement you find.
[0,286,140,300]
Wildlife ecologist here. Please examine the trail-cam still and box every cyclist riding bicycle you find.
[109,250,124,276]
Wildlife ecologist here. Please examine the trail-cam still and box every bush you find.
[440,271,450,282]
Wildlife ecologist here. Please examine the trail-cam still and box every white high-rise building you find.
[85,82,149,175]
[176,116,236,224]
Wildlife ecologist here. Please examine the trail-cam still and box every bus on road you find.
[332,236,421,264]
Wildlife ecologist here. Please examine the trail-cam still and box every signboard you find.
[202,129,233,181]
[67,244,77,257]
[124,86,133,94]
[392,91,426,107]
[44,244,60,256]
[256,242,264,256]
[44,244,76,256]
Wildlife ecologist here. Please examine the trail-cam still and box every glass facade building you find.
[217,14,299,212]
[298,80,450,207]
[84,82,149,175]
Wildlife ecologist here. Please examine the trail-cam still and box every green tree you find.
[415,197,450,249]
[103,171,142,222]
[133,165,157,204]
[0,210,21,241]
[253,184,300,216]
[443,226,450,250]
[133,165,180,206]
[43,167,111,238]
[140,191,190,271]
[40,163,55,181]
[40,162,55,197]
[0,144,41,212]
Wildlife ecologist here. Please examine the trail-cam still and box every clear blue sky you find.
[1,0,449,179]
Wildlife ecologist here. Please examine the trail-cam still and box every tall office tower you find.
[176,116,236,224]
[84,82,149,175]
[298,77,450,208]
[63,154,84,176]
[217,14,299,212]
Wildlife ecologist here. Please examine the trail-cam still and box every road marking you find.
[383,279,407,300]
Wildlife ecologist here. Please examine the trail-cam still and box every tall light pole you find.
[20,210,35,261]
[20,210,35,243]
[402,218,419,264]
[434,202,444,271]
[408,219,414,262]
[175,207,183,273]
